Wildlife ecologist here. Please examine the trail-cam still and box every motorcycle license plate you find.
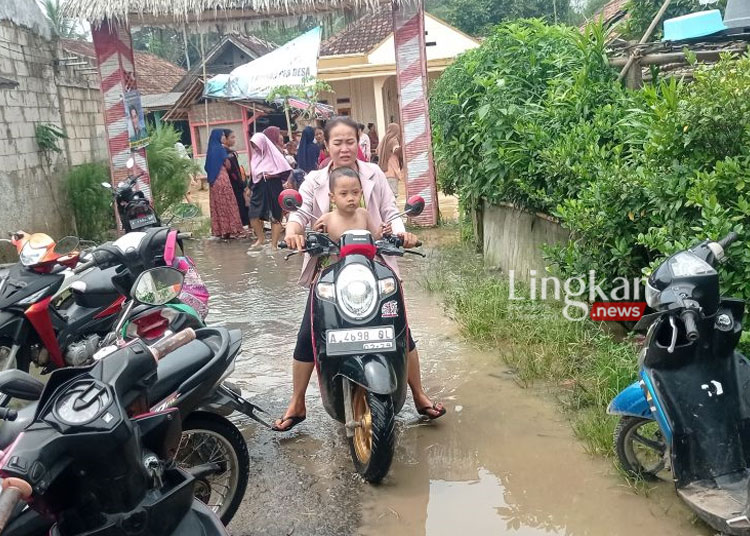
[326,326,396,356]
[129,214,157,229]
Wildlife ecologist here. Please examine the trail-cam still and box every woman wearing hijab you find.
[378,122,405,198]
[248,131,292,248]
[205,129,245,239]
[222,129,250,227]
[296,126,320,174]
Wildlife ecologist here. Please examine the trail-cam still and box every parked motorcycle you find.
[0,266,271,529]
[0,324,228,536]
[607,232,750,534]
[102,157,161,233]
[278,189,425,483]
[0,227,203,373]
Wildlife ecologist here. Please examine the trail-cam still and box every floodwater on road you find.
[187,237,710,536]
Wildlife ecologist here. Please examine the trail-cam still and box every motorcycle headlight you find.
[645,281,661,309]
[19,242,46,267]
[336,264,378,320]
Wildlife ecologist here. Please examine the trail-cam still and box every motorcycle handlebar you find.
[73,258,95,274]
[718,232,739,250]
[681,310,700,342]
[177,232,192,240]
[148,328,196,361]
[278,241,288,249]
[0,408,18,422]
[0,478,32,531]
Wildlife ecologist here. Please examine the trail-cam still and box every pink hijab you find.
[250,132,292,184]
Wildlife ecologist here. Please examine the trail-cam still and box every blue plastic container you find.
[663,10,728,41]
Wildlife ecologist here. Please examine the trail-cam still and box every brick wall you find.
[0,0,109,237]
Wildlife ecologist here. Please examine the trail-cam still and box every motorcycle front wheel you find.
[348,386,395,484]
[176,412,249,525]
[614,416,667,481]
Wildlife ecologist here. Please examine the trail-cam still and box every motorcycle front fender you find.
[338,354,398,396]
[607,380,652,418]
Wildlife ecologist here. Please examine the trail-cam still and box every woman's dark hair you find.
[329,166,361,191]
[222,128,233,138]
[324,116,358,142]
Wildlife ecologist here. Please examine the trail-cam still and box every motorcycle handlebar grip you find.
[149,328,197,361]
[73,259,95,274]
[0,408,18,421]
[0,479,32,531]
[682,311,700,342]
[278,241,288,249]
[718,232,739,250]
[177,232,192,240]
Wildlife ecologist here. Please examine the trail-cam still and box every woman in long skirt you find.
[205,129,245,239]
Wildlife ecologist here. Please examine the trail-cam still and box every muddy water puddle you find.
[187,239,708,536]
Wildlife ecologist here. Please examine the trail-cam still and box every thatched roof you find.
[65,0,408,27]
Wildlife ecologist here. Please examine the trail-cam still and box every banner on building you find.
[205,27,321,101]
[124,90,150,149]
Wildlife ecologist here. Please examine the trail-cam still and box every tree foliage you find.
[146,125,200,214]
[430,20,750,302]
[41,0,86,39]
[65,162,114,241]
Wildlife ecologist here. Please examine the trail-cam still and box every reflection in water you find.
[427,468,560,536]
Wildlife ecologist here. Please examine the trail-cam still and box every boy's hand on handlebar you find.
[286,234,307,251]
[399,232,419,249]
[381,222,393,236]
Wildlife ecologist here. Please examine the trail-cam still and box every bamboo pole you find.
[618,0,672,83]
[200,31,210,146]
[182,24,191,70]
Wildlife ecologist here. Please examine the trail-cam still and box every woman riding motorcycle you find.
[273,116,445,432]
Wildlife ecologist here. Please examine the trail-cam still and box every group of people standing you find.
[203,120,405,243]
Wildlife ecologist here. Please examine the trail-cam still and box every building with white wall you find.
[317,7,479,140]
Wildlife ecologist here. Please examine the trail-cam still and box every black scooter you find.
[0,327,228,536]
[102,157,160,233]
[279,190,425,483]
[613,231,750,534]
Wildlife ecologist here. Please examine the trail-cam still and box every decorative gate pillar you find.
[92,21,151,201]
[392,0,438,226]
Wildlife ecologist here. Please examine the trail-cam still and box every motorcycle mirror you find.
[278,189,303,212]
[132,267,184,306]
[126,157,135,170]
[101,182,112,189]
[404,196,425,217]
[54,236,79,255]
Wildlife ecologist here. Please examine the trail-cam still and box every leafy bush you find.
[65,162,114,241]
[146,125,199,214]
[431,19,750,303]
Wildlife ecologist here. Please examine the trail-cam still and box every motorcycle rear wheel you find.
[177,412,249,525]
[348,386,395,484]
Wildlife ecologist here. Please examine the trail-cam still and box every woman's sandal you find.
[417,403,446,421]
[272,415,306,432]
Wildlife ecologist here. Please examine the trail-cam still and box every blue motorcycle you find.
[607,232,750,535]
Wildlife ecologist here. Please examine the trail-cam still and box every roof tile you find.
[61,39,186,94]
[320,6,393,56]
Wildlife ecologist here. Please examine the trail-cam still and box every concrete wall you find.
[483,202,570,281]
[0,0,109,236]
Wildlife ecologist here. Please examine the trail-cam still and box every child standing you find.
[313,167,382,242]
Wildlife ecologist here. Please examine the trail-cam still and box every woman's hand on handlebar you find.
[285,234,307,251]
[399,232,419,249]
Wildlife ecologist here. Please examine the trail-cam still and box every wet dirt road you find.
[187,238,710,536]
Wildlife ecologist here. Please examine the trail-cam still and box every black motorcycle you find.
[0,267,272,529]
[102,157,161,233]
[608,231,750,534]
[0,326,229,536]
[279,191,425,483]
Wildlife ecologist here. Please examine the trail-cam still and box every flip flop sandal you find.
[272,415,306,432]
[417,403,446,421]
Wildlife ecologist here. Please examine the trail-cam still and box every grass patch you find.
[418,240,639,457]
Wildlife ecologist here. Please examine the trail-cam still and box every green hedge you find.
[430,20,750,302]
[65,162,114,241]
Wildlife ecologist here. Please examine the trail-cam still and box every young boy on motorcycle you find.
[313,167,381,242]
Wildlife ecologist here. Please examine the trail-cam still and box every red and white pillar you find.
[92,21,151,199]
[392,0,438,226]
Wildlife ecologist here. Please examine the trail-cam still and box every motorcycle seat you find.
[149,339,214,406]
[73,266,121,309]
[0,403,35,450]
